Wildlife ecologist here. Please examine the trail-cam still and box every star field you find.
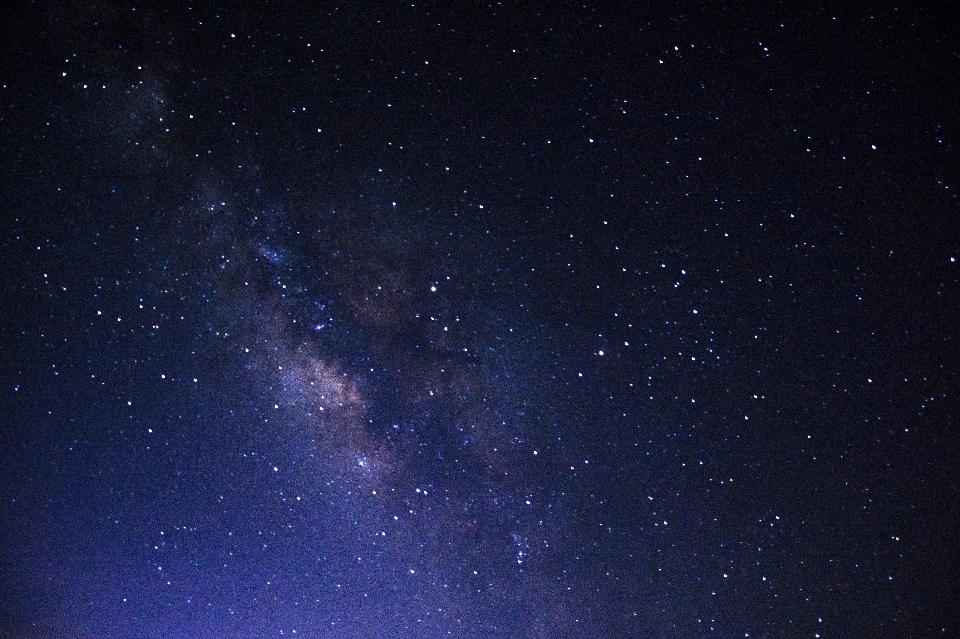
[1,2,958,638]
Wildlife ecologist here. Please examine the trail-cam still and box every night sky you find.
[2,2,958,638]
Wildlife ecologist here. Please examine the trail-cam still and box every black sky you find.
[1,2,958,638]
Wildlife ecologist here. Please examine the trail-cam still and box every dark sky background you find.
[1,2,958,638]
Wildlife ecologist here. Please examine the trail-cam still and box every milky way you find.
[129,167,587,636]
[2,3,958,638]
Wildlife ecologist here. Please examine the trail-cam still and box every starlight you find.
[2,3,952,638]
